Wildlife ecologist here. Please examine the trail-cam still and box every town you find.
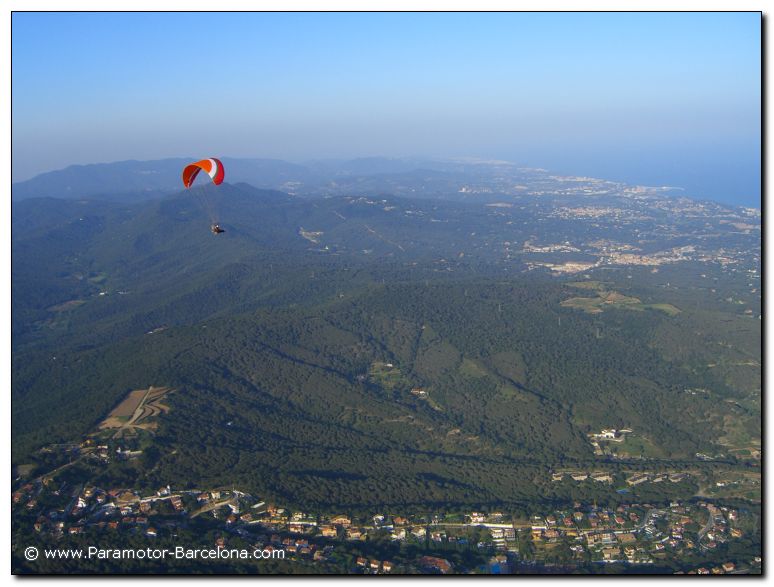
[13,464,760,574]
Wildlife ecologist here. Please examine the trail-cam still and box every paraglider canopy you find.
[182,158,225,188]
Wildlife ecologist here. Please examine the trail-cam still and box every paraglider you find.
[182,158,226,234]
[182,158,225,188]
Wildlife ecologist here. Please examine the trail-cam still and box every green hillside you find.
[12,185,760,509]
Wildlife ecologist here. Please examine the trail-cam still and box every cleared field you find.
[368,361,409,391]
[561,290,680,316]
[15,464,36,478]
[560,296,605,314]
[566,280,607,291]
[459,358,488,378]
[96,386,174,438]
[646,303,681,316]
[609,435,664,459]
[47,299,86,312]
[109,389,148,419]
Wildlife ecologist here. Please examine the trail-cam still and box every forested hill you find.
[12,183,760,508]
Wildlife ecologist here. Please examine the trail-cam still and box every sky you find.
[12,12,761,206]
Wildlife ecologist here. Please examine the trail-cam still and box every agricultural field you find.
[368,361,411,393]
[607,435,665,459]
[561,284,680,316]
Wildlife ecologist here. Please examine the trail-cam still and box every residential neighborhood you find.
[12,469,760,574]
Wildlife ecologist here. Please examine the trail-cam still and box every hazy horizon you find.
[12,12,761,206]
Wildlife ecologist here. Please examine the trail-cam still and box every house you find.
[587,532,616,547]
[331,515,351,527]
[346,527,363,540]
[356,557,367,567]
[391,529,406,540]
[320,525,338,538]
[601,547,620,561]
[626,474,650,486]
[146,527,157,537]
[544,529,560,541]
[370,560,380,570]
[469,512,486,523]
[419,556,453,574]
[722,562,735,572]
[382,561,393,573]
[412,527,426,538]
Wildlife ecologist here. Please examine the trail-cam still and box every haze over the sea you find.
[12,12,761,207]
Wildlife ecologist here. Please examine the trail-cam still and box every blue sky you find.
[12,12,761,205]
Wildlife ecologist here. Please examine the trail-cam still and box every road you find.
[697,510,714,542]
